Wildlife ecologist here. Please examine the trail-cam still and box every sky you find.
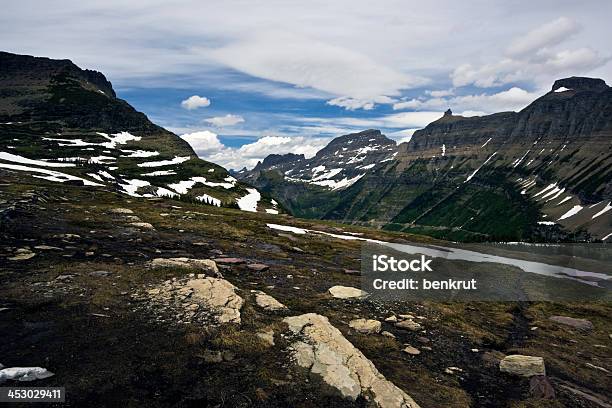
[2,0,611,169]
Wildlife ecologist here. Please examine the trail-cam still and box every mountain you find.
[0,51,278,213]
[239,78,612,242]
[238,129,397,218]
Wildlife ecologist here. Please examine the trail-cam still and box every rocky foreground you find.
[1,179,611,407]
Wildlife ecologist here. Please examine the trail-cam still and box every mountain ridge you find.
[240,78,612,242]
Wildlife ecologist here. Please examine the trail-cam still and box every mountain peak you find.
[552,76,608,92]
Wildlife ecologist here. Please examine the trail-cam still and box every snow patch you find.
[0,162,102,186]
[196,194,221,207]
[236,188,261,212]
[0,152,75,168]
[592,202,612,219]
[465,152,497,183]
[137,156,190,167]
[558,205,583,221]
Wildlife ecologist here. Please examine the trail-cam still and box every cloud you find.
[181,95,211,110]
[326,95,395,110]
[451,17,608,88]
[394,87,542,113]
[204,114,245,127]
[210,30,427,110]
[180,130,224,154]
[182,131,330,170]
[506,17,579,58]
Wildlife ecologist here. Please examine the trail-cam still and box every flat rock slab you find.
[253,290,287,311]
[186,277,244,324]
[402,346,421,355]
[549,315,594,330]
[284,313,420,408]
[247,263,269,272]
[150,258,219,275]
[328,285,368,299]
[213,257,247,264]
[500,355,545,377]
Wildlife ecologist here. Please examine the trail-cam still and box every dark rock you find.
[529,375,556,399]
[89,270,112,277]
[549,316,594,331]
[213,257,246,264]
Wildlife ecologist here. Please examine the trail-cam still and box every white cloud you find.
[210,30,427,110]
[181,95,211,110]
[204,114,245,127]
[180,130,224,154]
[426,89,454,98]
[506,17,579,57]
[451,17,608,88]
[182,131,330,170]
[394,87,541,113]
[326,95,395,110]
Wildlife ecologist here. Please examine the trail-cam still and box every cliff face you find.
[241,78,612,242]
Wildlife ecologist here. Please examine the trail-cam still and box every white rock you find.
[0,366,54,383]
[150,258,219,275]
[254,291,287,311]
[284,313,420,407]
[186,278,243,323]
[499,355,545,377]
[328,285,367,299]
[349,318,381,334]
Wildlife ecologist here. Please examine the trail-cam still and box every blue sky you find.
[2,0,611,169]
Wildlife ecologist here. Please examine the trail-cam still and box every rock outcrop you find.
[284,313,420,407]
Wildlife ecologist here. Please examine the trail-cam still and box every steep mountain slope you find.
[240,78,612,242]
[238,129,397,218]
[0,52,277,213]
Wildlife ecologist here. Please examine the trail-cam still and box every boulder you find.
[328,286,368,299]
[500,355,545,377]
[253,290,287,311]
[284,313,420,407]
[549,316,594,331]
[395,320,422,331]
[349,319,381,334]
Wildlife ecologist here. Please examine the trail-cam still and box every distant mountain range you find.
[239,77,612,242]
[0,51,278,214]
